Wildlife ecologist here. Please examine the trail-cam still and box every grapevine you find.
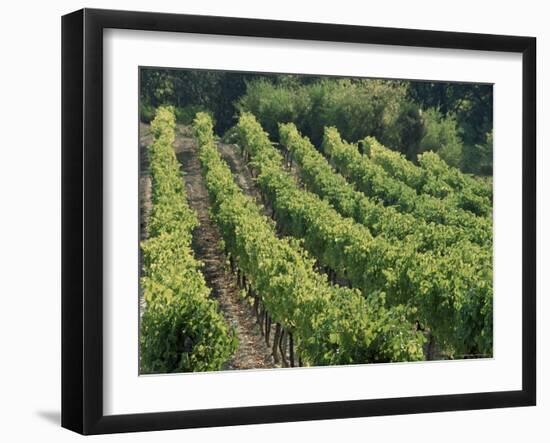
[140,106,237,374]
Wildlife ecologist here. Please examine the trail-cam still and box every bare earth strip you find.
[173,126,275,370]
[139,122,154,315]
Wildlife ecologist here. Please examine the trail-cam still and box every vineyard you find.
[139,104,493,374]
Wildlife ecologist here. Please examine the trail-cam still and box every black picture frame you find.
[61,8,536,435]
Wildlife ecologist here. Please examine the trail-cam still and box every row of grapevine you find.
[361,136,492,217]
[140,106,236,374]
[279,123,489,256]
[322,127,493,247]
[417,149,493,200]
[193,111,425,365]
[234,112,492,357]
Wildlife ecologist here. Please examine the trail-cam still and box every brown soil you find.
[217,143,261,199]
[139,123,154,315]
[173,126,275,370]
[139,122,153,241]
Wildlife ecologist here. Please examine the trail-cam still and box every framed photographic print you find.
[61,8,536,435]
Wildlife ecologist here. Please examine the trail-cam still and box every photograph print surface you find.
[138,67,493,375]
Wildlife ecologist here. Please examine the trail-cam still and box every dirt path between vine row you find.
[139,122,154,315]
[173,126,275,370]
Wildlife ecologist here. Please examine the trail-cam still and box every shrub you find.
[139,101,156,123]
[175,104,210,125]
[419,108,464,168]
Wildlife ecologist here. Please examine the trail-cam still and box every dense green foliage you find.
[140,69,254,131]
[418,108,463,168]
[237,79,417,149]
[236,79,492,174]
[417,149,493,201]
[194,112,425,365]
[140,107,236,374]
[235,113,492,357]
[408,82,493,174]
[362,136,492,216]
[140,69,492,174]
[279,123,490,255]
[322,127,493,247]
